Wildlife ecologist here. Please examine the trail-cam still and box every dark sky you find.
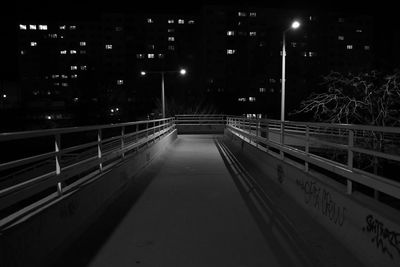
[1,0,399,80]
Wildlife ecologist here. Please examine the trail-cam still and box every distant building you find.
[17,13,199,122]
[201,6,374,118]
[17,7,373,122]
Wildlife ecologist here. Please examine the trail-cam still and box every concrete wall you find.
[223,129,400,267]
[176,124,225,134]
[0,130,177,267]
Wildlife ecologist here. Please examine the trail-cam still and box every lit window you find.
[71,74,78,78]
[80,41,86,46]
[61,74,68,79]
[309,52,317,57]
[51,74,59,79]
[227,31,235,36]
[136,54,144,59]
[148,53,154,58]
[59,25,66,30]
[249,31,257,36]
[71,66,77,70]
[249,12,256,17]
[188,20,195,24]
[49,33,57,38]
[20,50,26,55]
[80,50,86,54]
[291,42,297,47]
[364,45,370,50]
[238,12,247,17]
[168,19,174,24]
[338,35,344,41]
[73,97,79,102]
[227,49,236,55]
[238,97,246,102]
[259,88,266,93]
[61,83,68,87]
[168,36,175,41]
[70,50,77,54]
[309,16,314,21]
[178,19,184,24]
[30,41,37,46]
[269,78,276,83]
[19,24,27,30]
[346,45,353,50]
[81,65,87,70]
[168,45,175,51]
[168,28,175,33]
[158,53,164,58]
[69,25,76,30]
[356,29,362,33]
[54,83,59,86]
[117,79,124,85]
[249,97,256,102]
[29,24,36,30]
[39,25,47,30]
[105,44,112,50]
[147,18,153,23]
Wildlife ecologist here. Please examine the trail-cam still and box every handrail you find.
[226,116,400,206]
[0,118,176,219]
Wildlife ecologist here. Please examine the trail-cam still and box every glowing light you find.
[291,21,301,29]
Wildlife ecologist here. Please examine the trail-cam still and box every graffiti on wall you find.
[296,178,346,226]
[362,214,400,260]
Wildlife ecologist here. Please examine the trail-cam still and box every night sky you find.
[1,0,399,81]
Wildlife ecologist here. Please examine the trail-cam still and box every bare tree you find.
[293,70,400,183]
[293,70,400,126]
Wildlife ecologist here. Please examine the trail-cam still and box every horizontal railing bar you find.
[0,118,174,142]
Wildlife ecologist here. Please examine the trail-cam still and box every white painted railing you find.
[227,117,400,205]
[0,118,175,217]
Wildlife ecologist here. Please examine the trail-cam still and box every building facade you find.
[17,6,374,124]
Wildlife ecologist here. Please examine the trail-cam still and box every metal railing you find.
[0,118,175,219]
[227,117,400,205]
[175,114,226,126]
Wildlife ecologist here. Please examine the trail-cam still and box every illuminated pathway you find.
[55,135,363,267]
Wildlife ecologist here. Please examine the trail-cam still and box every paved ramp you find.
[54,135,363,267]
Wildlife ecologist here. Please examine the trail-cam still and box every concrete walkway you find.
[55,135,363,267]
[86,135,280,267]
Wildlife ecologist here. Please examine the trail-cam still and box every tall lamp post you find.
[281,20,301,122]
[141,68,187,118]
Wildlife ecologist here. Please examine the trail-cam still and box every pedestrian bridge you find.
[1,115,400,267]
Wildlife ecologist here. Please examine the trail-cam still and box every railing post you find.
[121,126,125,159]
[280,121,285,159]
[98,129,103,172]
[55,133,63,196]
[347,129,354,194]
[135,124,139,151]
[305,125,310,172]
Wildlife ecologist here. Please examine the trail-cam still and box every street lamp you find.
[281,20,301,122]
[140,68,187,118]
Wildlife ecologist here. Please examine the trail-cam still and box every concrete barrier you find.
[0,130,177,267]
[223,129,400,267]
[176,124,225,134]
